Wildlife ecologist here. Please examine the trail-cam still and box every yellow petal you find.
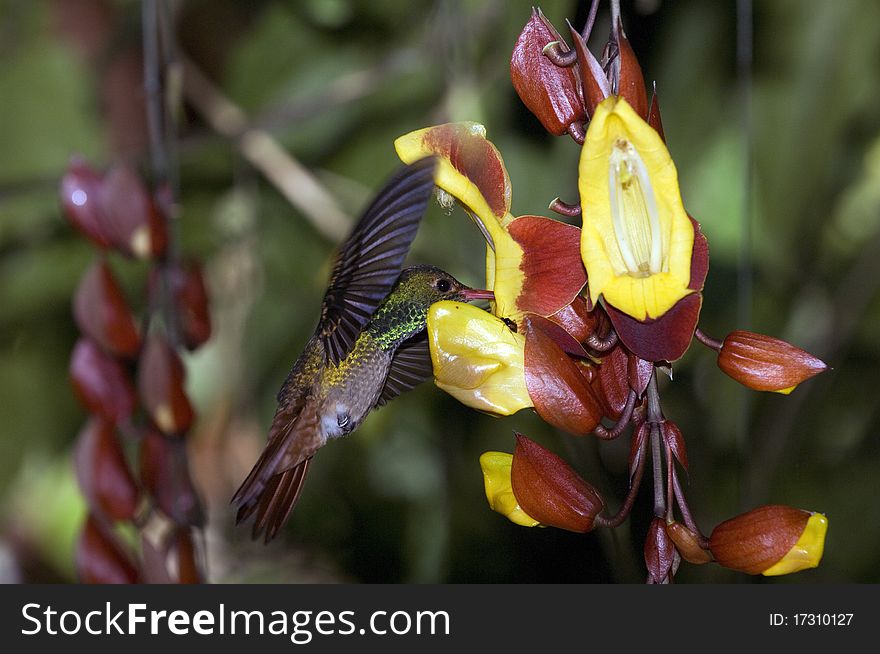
[395,124,524,319]
[579,96,694,320]
[762,513,828,576]
[479,451,540,527]
[427,301,532,415]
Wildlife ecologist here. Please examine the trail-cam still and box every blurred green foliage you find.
[1,0,879,583]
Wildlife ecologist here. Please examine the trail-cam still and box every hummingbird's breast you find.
[317,332,392,440]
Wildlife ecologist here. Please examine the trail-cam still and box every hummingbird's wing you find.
[318,157,437,365]
[374,332,434,407]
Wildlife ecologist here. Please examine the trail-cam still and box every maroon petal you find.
[149,262,212,351]
[140,429,204,527]
[69,337,136,424]
[508,215,587,318]
[73,259,141,358]
[138,333,194,435]
[662,420,688,471]
[592,344,629,420]
[99,164,167,259]
[523,315,603,435]
[547,296,597,344]
[612,19,648,118]
[605,293,703,363]
[644,517,675,583]
[74,418,140,522]
[75,514,139,584]
[60,157,112,248]
[568,22,610,118]
[510,433,603,532]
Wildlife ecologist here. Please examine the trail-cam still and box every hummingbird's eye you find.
[435,278,451,293]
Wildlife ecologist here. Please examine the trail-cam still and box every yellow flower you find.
[427,301,532,415]
[762,513,828,576]
[478,451,540,527]
[579,96,694,320]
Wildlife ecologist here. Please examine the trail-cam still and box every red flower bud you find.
[140,429,204,526]
[644,517,676,583]
[75,514,139,584]
[138,333,194,435]
[661,420,688,471]
[666,521,711,564]
[510,433,603,532]
[717,330,828,394]
[149,262,213,351]
[73,260,141,358]
[60,158,112,248]
[69,337,136,424]
[709,505,828,575]
[510,8,585,136]
[99,164,167,259]
[74,418,140,522]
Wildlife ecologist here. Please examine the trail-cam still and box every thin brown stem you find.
[582,0,601,41]
[594,429,647,528]
[548,197,581,217]
[585,328,617,352]
[542,41,577,67]
[593,389,636,440]
[694,327,723,351]
[672,469,709,549]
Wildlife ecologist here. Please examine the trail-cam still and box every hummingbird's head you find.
[394,265,494,308]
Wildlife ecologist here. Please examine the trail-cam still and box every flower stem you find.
[694,327,723,351]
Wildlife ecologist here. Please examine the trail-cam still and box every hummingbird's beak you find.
[461,288,495,301]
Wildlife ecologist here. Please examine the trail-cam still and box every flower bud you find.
[644,517,676,583]
[149,262,212,351]
[60,158,112,248]
[510,8,585,136]
[510,433,604,532]
[717,330,828,394]
[427,301,532,416]
[69,337,136,424]
[666,521,711,564]
[138,333,194,435]
[709,505,828,576]
[99,164,167,259]
[74,418,140,522]
[139,428,204,527]
[479,451,540,527]
[75,514,139,584]
[73,260,141,358]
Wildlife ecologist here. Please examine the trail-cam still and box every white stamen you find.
[608,139,663,277]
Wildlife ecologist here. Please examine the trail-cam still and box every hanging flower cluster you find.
[396,3,829,582]
[62,158,210,584]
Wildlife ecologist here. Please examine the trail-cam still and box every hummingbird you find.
[233,157,493,542]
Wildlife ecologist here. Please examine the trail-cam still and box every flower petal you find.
[427,301,531,415]
[523,314,603,435]
[579,96,694,321]
[479,451,540,527]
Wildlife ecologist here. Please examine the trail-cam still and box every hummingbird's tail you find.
[232,400,319,543]
[233,456,311,543]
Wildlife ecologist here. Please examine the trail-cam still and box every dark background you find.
[1,0,878,583]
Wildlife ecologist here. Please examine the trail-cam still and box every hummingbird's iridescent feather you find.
[318,157,438,366]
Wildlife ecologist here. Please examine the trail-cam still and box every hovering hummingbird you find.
[233,158,493,542]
